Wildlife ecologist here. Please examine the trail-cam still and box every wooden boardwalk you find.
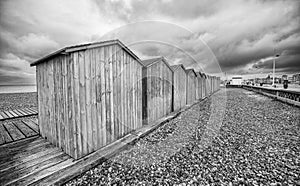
[0,108,38,121]
[0,118,39,145]
[0,136,73,186]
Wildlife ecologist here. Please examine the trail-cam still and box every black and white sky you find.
[0,0,299,85]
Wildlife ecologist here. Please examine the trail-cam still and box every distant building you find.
[265,75,271,84]
[231,76,242,85]
[274,77,280,84]
[292,74,300,84]
[282,74,288,81]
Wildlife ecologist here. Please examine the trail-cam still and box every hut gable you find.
[31,39,143,66]
[170,64,185,72]
[141,57,174,72]
[185,68,197,77]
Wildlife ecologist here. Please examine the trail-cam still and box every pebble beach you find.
[65,88,300,185]
[0,92,37,112]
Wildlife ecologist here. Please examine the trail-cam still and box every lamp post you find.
[272,49,280,87]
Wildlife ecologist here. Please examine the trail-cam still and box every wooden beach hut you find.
[185,69,197,105]
[212,76,216,93]
[196,72,203,100]
[31,39,143,159]
[141,57,173,124]
[208,75,212,95]
[171,64,187,111]
[206,74,211,96]
[199,72,206,99]
[202,73,208,97]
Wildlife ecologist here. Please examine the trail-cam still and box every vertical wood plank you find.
[120,49,125,135]
[116,45,120,139]
[70,53,77,158]
[109,45,115,142]
[73,52,82,158]
[147,67,151,124]
[53,58,60,149]
[124,52,128,133]
[91,48,97,150]
[131,57,135,131]
[129,56,133,132]
[62,56,69,155]
[100,47,106,147]
[79,51,87,156]
[104,46,111,144]
[95,47,102,149]
[85,49,93,153]
[37,65,43,137]
[138,65,142,128]
[58,57,65,153]
[47,60,53,144]
[155,63,158,119]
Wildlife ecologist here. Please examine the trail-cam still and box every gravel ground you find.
[0,92,37,112]
[66,88,300,186]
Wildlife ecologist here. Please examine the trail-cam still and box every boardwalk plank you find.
[8,110,19,118]
[0,141,51,165]
[11,110,22,117]
[15,109,26,116]
[0,112,8,119]
[13,121,37,137]
[0,143,56,169]
[18,109,31,115]
[3,111,14,118]
[7,158,74,186]
[0,148,61,173]
[0,151,64,177]
[26,108,38,114]
[3,123,25,141]
[22,120,39,133]
[0,136,42,157]
[1,153,70,186]
[0,124,13,144]
[23,108,35,115]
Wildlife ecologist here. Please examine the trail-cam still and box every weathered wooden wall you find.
[142,60,173,124]
[200,73,205,98]
[186,69,197,105]
[196,72,202,100]
[206,75,211,95]
[36,43,143,159]
[172,65,187,111]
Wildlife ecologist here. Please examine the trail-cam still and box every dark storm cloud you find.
[1,0,300,85]
[92,0,223,22]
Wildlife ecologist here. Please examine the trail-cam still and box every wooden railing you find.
[243,85,300,107]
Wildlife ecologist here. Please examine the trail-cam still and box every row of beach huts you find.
[31,39,220,159]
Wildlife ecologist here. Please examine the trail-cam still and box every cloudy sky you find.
[0,0,299,85]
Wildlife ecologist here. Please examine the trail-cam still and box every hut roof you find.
[141,57,174,72]
[30,39,142,66]
[197,72,205,77]
[185,68,197,76]
[195,72,202,77]
[170,64,185,71]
